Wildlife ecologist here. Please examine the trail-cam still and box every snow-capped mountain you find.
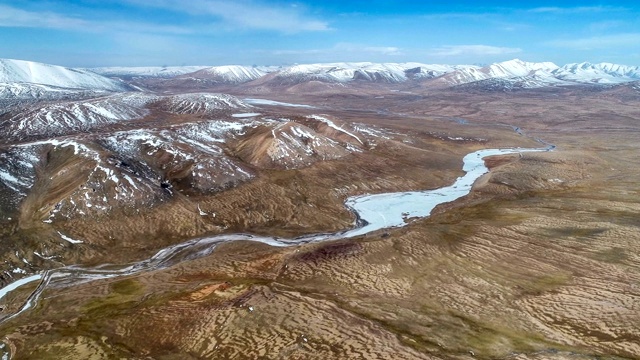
[4,58,640,99]
[434,59,640,87]
[82,59,640,92]
[264,62,462,85]
[437,59,561,87]
[302,63,398,83]
[402,63,471,79]
[486,59,559,77]
[553,62,640,84]
[89,66,210,78]
[0,59,127,92]
[239,59,638,90]
[126,65,279,91]
[185,65,275,84]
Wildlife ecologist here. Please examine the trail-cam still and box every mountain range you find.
[1,58,639,101]
[89,60,640,85]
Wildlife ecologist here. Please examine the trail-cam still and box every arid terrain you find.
[0,60,639,359]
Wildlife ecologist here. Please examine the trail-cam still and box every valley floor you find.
[1,89,639,359]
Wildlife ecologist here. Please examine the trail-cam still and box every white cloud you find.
[0,1,329,34]
[0,4,192,34]
[430,45,522,57]
[528,6,625,14]
[123,0,330,32]
[335,43,403,56]
[421,12,494,21]
[546,33,640,50]
[362,46,403,56]
[0,4,88,29]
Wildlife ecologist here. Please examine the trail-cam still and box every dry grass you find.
[2,88,640,359]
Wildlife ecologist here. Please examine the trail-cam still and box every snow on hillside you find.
[0,83,112,100]
[0,119,257,223]
[265,62,508,85]
[101,121,254,192]
[40,139,162,220]
[274,63,399,83]
[0,105,398,224]
[453,76,565,91]
[2,94,151,141]
[436,59,640,87]
[440,59,561,87]
[553,62,640,84]
[486,59,559,78]
[0,59,127,91]
[232,116,367,169]
[438,66,483,85]
[89,66,209,78]
[158,93,250,114]
[0,146,39,202]
[90,60,640,87]
[5,58,640,95]
[308,115,363,145]
[189,65,275,83]
[264,122,351,167]
[402,63,471,79]
[0,137,164,224]
[0,92,252,143]
[175,60,640,88]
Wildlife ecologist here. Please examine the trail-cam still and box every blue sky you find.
[1,0,639,67]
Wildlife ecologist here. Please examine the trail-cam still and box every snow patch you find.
[309,115,363,144]
[244,98,315,108]
[232,112,261,118]
[58,232,84,244]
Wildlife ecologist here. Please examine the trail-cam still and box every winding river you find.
[0,146,551,330]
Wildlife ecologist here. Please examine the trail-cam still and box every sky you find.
[0,0,639,67]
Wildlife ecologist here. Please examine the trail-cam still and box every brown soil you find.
[1,88,639,360]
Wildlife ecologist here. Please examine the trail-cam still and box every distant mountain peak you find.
[191,65,273,84]
[491,59,559,72]
[0,58,126,92]
[89,66,209,78]
[554,62,640,83]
